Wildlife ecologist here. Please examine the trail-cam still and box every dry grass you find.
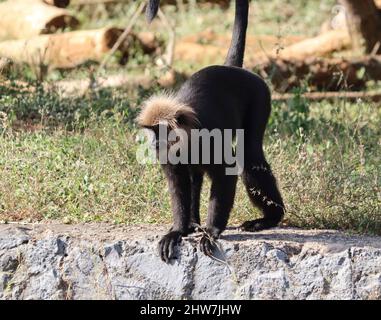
[0,0,379,235]
[0,84,379,235]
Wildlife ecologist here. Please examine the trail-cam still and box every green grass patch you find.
[0,1,379,234]
[0,84,379,235]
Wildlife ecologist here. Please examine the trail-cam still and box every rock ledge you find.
[0,223,380,300]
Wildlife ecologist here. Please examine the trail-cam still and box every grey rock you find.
[0,227,30,250]
[0,223,380,300]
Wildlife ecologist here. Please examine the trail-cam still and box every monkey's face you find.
[143,122,188,159]
[136,95,198,160]
[143,123,171,152]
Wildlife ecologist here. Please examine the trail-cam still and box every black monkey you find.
[138,0,285,262]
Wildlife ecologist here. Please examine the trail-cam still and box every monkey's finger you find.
[200,237,211,257]
[169,234,182,259]
[202,238,208,254]
[199,237,205,254]
[205,241,214,257]
[168,238,176,260]
[204,237,216,257]
[158,239,166,262]
[200,237,204,253]
[159,238,170,263]
[163,238,172,263]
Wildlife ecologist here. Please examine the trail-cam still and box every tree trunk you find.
[339,0,381,54]
[0,28,124,69]
[249,29,351,64]
[0,28,157,70]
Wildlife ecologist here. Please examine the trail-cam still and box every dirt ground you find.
[1,222,380,250]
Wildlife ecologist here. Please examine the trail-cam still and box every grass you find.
[0,83,379,235]
[0,0,380,235]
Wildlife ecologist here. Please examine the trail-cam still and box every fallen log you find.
[175,30,349,66]
[180,30,305,47]
[248,29,351,66]
[175,32,305,65]
[0,28,127,69]
[0,28,158,70]
[255,56,381,92]
[0,0,78,41]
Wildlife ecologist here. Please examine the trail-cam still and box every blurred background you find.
[0,0,380,235]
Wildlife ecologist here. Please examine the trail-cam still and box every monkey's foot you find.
[158,231,183,263]
[240,218,279,232]
[199,234,218,258]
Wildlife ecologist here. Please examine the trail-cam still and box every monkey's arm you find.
[200,168,237,256]
[159,164,191,262]
[190,171,203,228]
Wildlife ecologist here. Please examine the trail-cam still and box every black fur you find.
[142,1,285,263]
[224,0,248,67]
[146,0,160,23]
[150,66,284,262]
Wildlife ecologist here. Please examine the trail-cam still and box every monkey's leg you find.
[200,169,237,256]
[159,164,191,263]
[189,171,204,232]
[241,153,284,232]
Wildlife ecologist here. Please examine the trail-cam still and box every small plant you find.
[269,86,312,135]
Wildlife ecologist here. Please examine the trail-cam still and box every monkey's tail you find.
[146,0,160,23]
[224,0,249,68]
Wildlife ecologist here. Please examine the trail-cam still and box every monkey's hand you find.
[158,231,183,263]
[199,232,218,258]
